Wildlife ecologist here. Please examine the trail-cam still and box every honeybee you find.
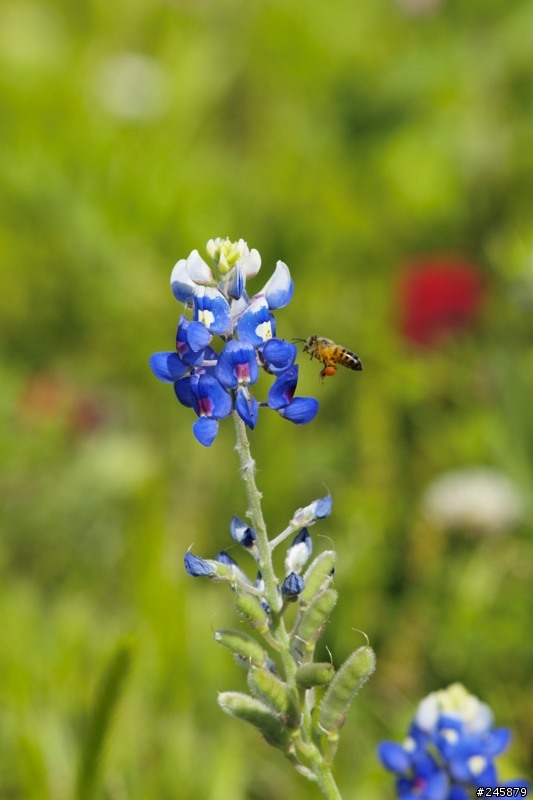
[295,335,363,381]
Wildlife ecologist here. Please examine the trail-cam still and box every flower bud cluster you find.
[184,493,375,772]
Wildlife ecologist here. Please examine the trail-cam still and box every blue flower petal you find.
[192,417,219,446]
[174,376,194,407]
[278,396,319,424]
[235,387,259,429]
[184,551,217,577]
[150,352,190,382]
[194,287,232,335]
[190,374,232,420]
[227,266,245,300]
[424,768,449,800]
[260,261,294,309]
[175,317,210,366]
[215,341,259,388]
[485,727,511,756]
[377,742,411,773]
[237,297,275,346]
[261,339,297,374]
[170,258,197,303]
[312,495,332,519]
[449,787,470,800]
[185,320,212,352]
[267,366,299,410]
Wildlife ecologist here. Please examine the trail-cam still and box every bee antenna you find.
[292,337,306,343]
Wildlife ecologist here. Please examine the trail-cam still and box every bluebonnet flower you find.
[150,238,318,445]
[378,683,528,799]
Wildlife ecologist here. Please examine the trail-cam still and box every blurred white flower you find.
[92,51,170,121]
[421,467,524,535]
[415,683,493,735]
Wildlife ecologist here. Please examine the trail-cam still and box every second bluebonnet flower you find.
[378,683,528,799]
[150,238,318,445]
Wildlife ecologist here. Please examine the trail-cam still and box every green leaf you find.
[75,636,136,800]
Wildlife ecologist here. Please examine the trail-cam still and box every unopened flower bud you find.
[281,572,305,600]
[230,516,258,557]
[214,551,251,586]
[285,528,312,574]
[184,551,217,577]
[291,495,332,528]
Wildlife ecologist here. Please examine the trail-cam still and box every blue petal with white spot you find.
[194,287,231,335]
[237,297,275,346]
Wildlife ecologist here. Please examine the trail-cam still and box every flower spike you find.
[151,238,318,445]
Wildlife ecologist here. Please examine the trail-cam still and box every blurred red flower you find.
[397,255,484,346]
[18,373,107,434]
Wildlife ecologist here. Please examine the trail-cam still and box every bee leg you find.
[320,364,337,380]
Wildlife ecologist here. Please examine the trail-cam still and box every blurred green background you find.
[1,0,533,797]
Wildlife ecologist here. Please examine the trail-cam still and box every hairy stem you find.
[232,413,343,800]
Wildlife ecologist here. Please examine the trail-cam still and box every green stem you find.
[232,413,343,800]
[232,412,280,614]
[311,759,344,800]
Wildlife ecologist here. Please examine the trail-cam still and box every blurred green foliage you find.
[1,0,533,797]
